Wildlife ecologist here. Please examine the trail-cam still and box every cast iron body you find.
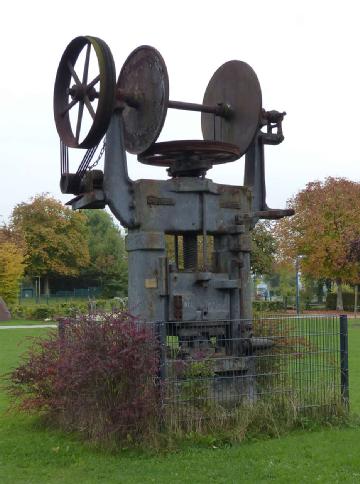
[55,38,292,398]
[69,109,291,344]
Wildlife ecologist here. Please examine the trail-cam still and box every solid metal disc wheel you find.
[54,35,116,149]
[201,60,262,156]
[138,140,241,166]
[117,45,169,154]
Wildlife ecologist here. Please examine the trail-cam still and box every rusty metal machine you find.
[53,37,292,388]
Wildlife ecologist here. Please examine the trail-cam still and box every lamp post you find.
[18,282,22,305]
[35,276,41,303]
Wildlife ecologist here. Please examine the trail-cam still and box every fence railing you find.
[154,315,348,430]
[57,313,349,435]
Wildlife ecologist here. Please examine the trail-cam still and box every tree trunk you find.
[355,284,358,316]
[44,277,50,296]
[316,280,324,304]
[336,279,343,311]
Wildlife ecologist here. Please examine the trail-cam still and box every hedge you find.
[8,298,128,321]
[326,292,356,311]
[252,301,285,313]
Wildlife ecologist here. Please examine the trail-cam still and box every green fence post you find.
[340,314,349,410]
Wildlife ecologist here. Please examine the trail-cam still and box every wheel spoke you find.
[87,74,100,89]
[82,42,91,85]
[61,97,78,116]
[75,101,85,142]
[84,95,96,119]
[67,61,82,86]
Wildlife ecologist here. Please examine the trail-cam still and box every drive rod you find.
[116,89,234,119]
[167,100,233,119]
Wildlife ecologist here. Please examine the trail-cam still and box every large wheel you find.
[54,36,116,149]
[117,45,169,154]
[201,60,262,156]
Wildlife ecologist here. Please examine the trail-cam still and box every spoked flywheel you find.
[54,35,116,149]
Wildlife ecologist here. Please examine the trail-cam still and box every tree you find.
[0,227,25,304]
[81,210,127,297]
[10,194,90,295]
[274,177,360,310]
[251,221,277,276]
[265,260,296,303]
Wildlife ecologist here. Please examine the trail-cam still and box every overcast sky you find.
[1,0,359,224]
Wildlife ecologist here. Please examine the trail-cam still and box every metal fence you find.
[155,315,348,430]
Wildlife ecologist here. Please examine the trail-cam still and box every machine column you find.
[126,231,167,322]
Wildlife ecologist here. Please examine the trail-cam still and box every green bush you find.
[9,298,122,321]
[7,304,25,319]
[94,299,107,310]
[252,300,285,313]
[26,305,56,320]
[59,302,89,318]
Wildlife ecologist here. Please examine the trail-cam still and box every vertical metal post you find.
[156,321,166,381]
[295,257,300,315]
[155,321,167,430]
[340,314,349,409]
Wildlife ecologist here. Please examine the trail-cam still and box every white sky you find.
[1,0,359,224]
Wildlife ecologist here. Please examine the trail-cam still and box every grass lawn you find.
[1,322,360,483]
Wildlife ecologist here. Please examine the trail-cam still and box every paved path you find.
[0,324,57,329]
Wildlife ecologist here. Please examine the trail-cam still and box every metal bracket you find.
[244,109,291,222]
[103,111,137,228]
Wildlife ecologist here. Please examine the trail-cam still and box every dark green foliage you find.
[25,305,56,320]
[251,221,277,276]
[8,301,100,320]
[326,292,355,311]
[253,300,285,312]
[81,210,127,297]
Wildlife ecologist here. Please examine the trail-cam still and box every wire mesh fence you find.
[155,315,348,431]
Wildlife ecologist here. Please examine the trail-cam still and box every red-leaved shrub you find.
[7,312,160,444]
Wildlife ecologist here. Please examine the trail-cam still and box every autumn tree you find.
[80,210,127,296]
[10,194,90,295]
[0,227,25,304]
[274,177,360,310]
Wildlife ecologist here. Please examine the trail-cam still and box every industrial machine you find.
[53,36,292,395]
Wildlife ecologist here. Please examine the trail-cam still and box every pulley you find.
[117,45,262,157]
[53,35,116,149]
[54,37,263,179]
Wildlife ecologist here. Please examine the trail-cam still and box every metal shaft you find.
[168,100,233,119]
[117,89,233,119]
